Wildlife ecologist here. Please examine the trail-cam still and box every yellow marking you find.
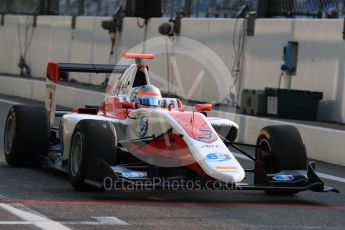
[216,166,238,172]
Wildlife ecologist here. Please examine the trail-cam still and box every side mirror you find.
[194,104,213,112]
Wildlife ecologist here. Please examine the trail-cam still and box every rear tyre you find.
[3,105,49,167]
[68,120,116,191]
[255,125,307,195]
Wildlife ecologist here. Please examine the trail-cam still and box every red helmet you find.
[133,85,162,108]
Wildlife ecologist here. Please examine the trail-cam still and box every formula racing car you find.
[3,53,338,195]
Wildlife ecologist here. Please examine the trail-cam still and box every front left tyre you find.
[255,125,307,195]
[68,120,117,191]
[4,105,49,167]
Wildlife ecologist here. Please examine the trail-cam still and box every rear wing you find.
[46,63,129,83]
[45,62,129,125]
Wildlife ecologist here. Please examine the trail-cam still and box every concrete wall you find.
[211,110,345,166]
[0,76,104,108]
[0,16,344,123]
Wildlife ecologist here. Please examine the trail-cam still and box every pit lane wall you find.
[0,76,104,108]
[0,75,344,166]
[0,16,344,123]
[210,110,345,166]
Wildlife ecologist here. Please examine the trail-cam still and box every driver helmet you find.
[133,85,162,108]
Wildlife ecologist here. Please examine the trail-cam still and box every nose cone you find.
[189,140,245,184]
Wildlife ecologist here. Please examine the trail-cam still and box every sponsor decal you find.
[272,175,294,182]
[205,153,231,162]
[197,129,213,140]
[122,171,147,179]
[162,99,177,108]
[216,166,238,172]
[201,144,224,148]
[138,116,148,138]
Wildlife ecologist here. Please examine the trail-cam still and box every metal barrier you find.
[161,0,345,19]
[0,0,344,18]
[266,0,345,18]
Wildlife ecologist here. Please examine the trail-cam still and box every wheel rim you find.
[4,116,15,155]
[258,139,275,174]
[70,132,83,177]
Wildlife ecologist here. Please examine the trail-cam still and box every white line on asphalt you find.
[0,98,22,105]
[0,195,128,227]
[0,203,71,230]
[0,221,28,225]
[0,217,128,226]
[90,216,128,225]
[233,152,345,184]
[316,172,345,184]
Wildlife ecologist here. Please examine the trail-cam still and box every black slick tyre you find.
[4,105,49,167]
[255,125,307,195]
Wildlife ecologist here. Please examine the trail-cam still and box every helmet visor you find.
[139,98,161,106]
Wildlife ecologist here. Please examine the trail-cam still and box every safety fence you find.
[266,0,345,18]
[0,0,344,18]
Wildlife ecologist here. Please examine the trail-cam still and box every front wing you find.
[82,156,339,193]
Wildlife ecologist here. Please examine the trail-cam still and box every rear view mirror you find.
[194,104,213,112]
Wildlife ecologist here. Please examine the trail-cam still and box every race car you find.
[3,53,338,195]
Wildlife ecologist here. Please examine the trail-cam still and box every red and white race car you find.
[3,53,338,194]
